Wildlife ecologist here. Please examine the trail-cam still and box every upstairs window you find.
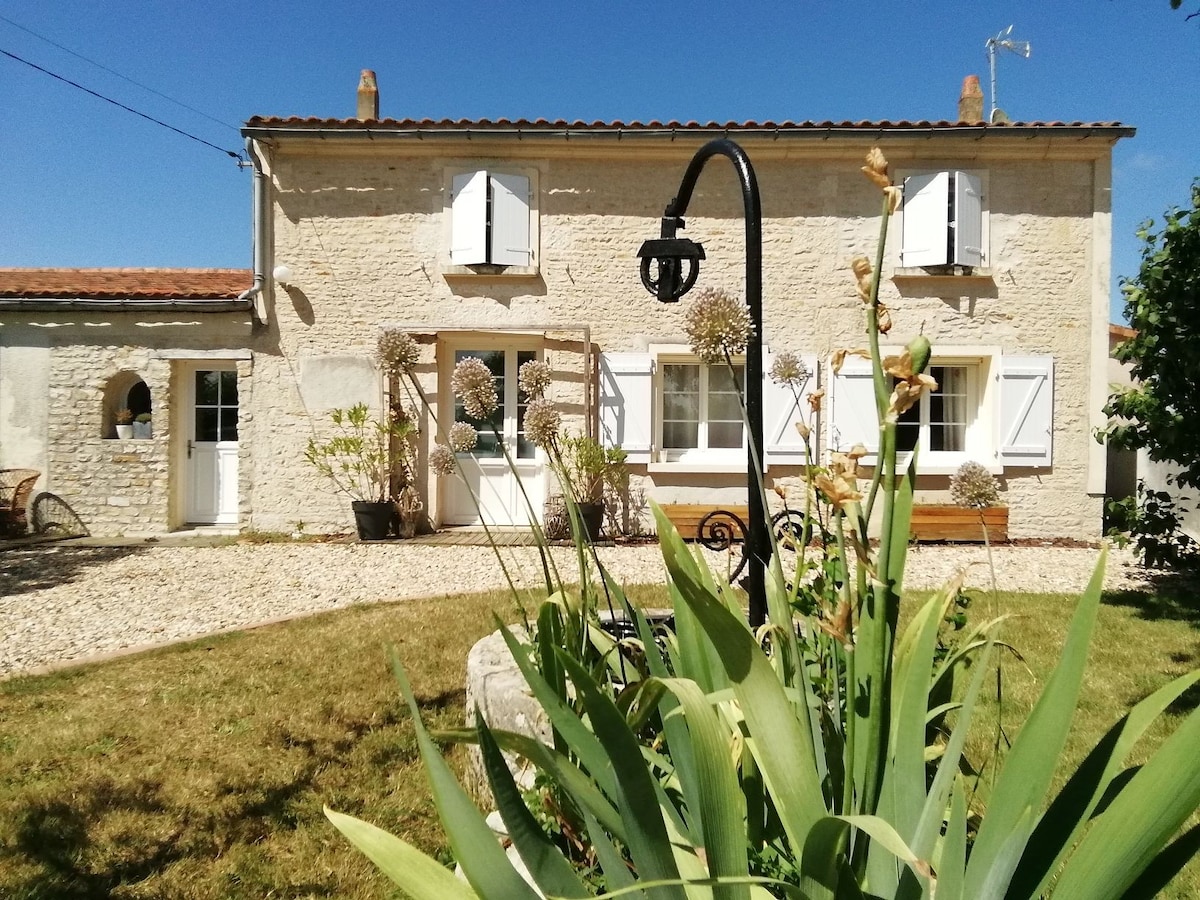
[449,170,533,268]
[900,170,985,269]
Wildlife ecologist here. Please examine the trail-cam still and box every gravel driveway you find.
[0,539,1154,678]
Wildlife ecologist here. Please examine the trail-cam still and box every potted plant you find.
[555,433,627,541]
[304,403,421,540]
[114,408,133,440]
[132,412,153,440]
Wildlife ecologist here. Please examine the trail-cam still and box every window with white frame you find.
[598,349,819,470]
[447,169,536,270]
[899,170,986,270]
[660,361,745,460]
[830,349,1054,473]
[894,364,978,458]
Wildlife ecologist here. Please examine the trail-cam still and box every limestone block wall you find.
[0,312,252,536]
[252,134,1115,539]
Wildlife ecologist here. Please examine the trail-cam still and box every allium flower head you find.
[430,443,457,477]
[451,357,498,420]
[518,359,552,400]
[448,421,478,453]
[683,287,753,365]
[524,398,562,449]
[951,460,1000,509]
[769,350,810,390]
[375,328,420,375]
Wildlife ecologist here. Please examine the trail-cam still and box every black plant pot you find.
[577,501,604,542]
[352,500,396,541]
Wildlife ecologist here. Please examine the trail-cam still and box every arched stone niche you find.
[102,371,153,438]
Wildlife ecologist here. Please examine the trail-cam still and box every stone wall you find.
[0,312,252,536]
[252,134,1113,539]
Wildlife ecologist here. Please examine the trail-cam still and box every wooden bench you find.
[910,505,1007,542]
[0,468,41,538]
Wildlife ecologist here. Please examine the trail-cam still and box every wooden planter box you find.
[910,505,1007,542]
[660,503,1008,544]
[660,504,750,541]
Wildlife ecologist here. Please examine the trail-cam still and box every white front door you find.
[186,368,239,524]
[445,348,544,527]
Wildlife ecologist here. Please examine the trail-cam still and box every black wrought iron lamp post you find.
[637,138,769,627]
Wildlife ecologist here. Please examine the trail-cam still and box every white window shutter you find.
[450,171,488,265]
[830,355,880,458]
[997,356,1053,467]
[489,173,531,267]
[901,172,950,267]
[952,171,984,267]
[599,352,654,464]
[763,351,819,468]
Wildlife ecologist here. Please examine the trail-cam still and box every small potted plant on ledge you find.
[132,412,153,440]
[305,402,422,540]
[114,408,133,440]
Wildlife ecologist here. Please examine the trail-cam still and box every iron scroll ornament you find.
[696,508,815,582]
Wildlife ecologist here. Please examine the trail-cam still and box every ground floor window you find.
[895,364,973,454]
[660,360,745,461]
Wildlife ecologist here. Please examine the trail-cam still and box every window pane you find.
[220,370,238,405]
[664,421,699,449]
[706,364,744,449]
[515,351,536,459]
[709,365,744,394]
[708,391,742,422]
[929,365,969,452]
[196,371,219,405]
[454,350,504,456]
[195,408,219,442]
[708,422,742,449]
[220,408,239,442]
[663,364,699,394]
[664,392,699,420]
[896,401,920,452]
[663,364,700,449]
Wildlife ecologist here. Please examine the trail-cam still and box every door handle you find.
[187,440,193,459]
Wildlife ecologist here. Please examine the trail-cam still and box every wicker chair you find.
[0,469,41,538]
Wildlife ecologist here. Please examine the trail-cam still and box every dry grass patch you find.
[0,588,527,899]
[0,570,1196,898]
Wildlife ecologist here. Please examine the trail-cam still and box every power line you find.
[0,47,243,163]
[0,12,240,134]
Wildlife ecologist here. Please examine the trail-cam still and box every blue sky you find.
[1,1,1197,323]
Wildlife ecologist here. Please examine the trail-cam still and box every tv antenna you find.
[985,25,1031,122]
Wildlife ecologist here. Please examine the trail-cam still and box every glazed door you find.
[444,348,544,526]
[186,369,239,524]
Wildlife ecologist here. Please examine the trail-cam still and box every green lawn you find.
[0,575,1196,899]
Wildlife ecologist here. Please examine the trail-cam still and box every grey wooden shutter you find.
[952,171,984,267]
[830,355,880,458]
[450,171,488,265]
[763,351,820,467]
[901,172,950,267]
[997,356,1053,467]
[489,173,531,267]
[599,352,654,464]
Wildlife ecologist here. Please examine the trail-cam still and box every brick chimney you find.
[357,69,379,120]
[958,74,984,123]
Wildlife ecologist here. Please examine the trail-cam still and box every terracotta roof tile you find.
[243,115,1133,132]
[0,268,252,300]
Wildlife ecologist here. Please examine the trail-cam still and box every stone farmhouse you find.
[0,75,1133,540]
